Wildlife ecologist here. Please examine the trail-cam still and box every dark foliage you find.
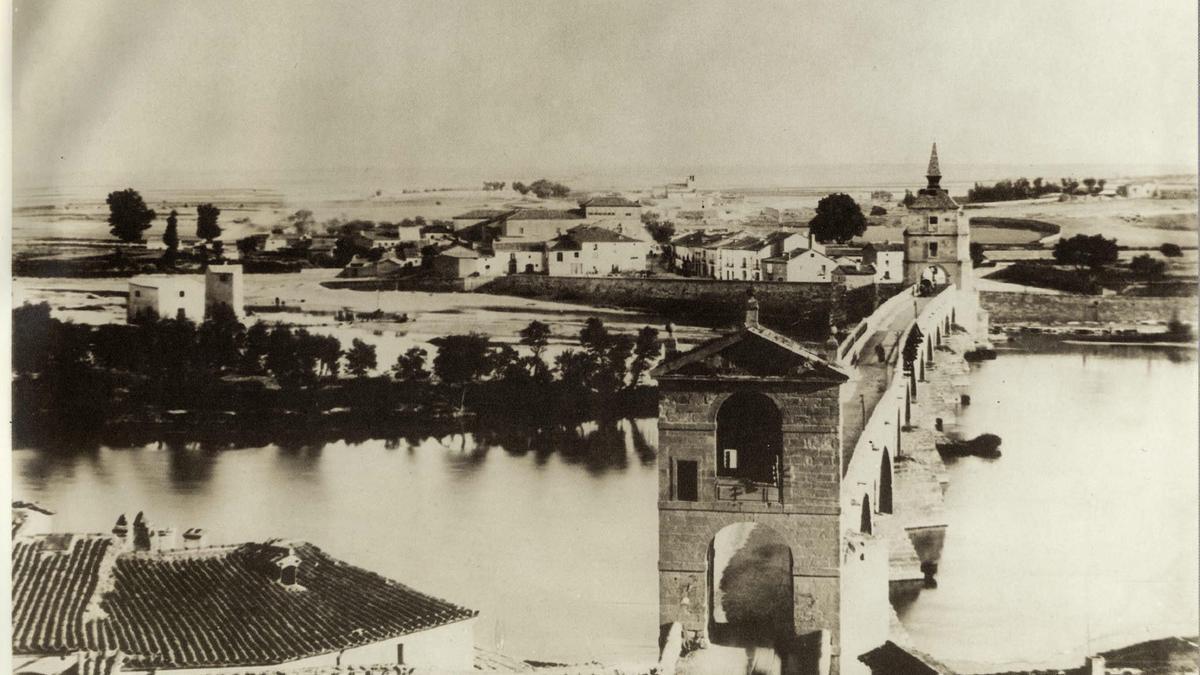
[1053,234,1119,269]
[196,203,222,242]
[808,193,866,244]
[107,189,157,243]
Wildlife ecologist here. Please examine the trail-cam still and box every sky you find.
[12,0,1199,186]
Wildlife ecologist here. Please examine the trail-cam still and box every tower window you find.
[928,216,939,225]
[928,242,939,257]
[675,460,698,501]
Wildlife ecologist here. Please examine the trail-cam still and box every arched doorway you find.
[716,392,783,485]
[879,450,893,514]
[708,523,794,647]
[919,265,950,295]
[860,495,873,535]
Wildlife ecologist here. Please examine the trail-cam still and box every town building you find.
[902,144,971,290]
[546,224,647,277]
[432,244,501,278]
[501,208,587,240]
[126,276,206,322]
[580,196,643,226]
[761,247,841,283]
[863,242,904,284]
[715,234,771,281]
[669,230,734,276]
[419,223,457,247]
[492,239,548,274]
[11,513,478,675]
[205,264,245,319]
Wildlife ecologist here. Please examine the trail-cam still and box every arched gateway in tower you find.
[902,144,972,291]
[651,299,851,669]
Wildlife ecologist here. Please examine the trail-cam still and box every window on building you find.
[134,291,141,298]
[929,242,939,257]
[396,644,405,665]
[179,291,186,297]
[556,252,563,262]
[716,392,782,484]
[928,216,939,225]
[280,565,297,586]
[675,460,698,501]
[573,252,579,258]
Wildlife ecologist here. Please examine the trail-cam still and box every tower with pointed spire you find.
[902,143,971,290]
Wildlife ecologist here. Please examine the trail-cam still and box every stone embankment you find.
[980,290,1198,324]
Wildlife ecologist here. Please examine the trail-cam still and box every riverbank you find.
[980,289,1198,325]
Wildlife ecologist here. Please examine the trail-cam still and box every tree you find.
[392,347,430,381]
[901,190,916,207]
[1082,178,1097,194]
[519,320,552,361]
[642,212,676,244]
[162,210,180,261]
[869,205,887,216]
[196,203,222,243]
[809,193,866,244]
[345,338,377,376]
[432,333,494,384]
[902,324,924,369]
[107,188,157,243]
[285,209,316,235]
[1160,243,1183,257]
[512,181,530,195]
[629,326,660,386]
[1129,254,1166,279]
[1053,234,1119,269]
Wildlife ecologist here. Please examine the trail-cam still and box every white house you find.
[715,235,770,281]
[580,196,642,226]
[863,242,904,283]
[547,224,648,277]
[492,239,547,274]
[501,208,587,240]
[761,248,841,283]
[11,514,478,675]
[432,244,501,278]
[127,276,205,322]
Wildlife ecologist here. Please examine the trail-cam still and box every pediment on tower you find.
[651,325,850,384]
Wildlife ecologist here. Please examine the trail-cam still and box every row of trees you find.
[512,179,571,199]
[107,188,222,247]
[967,177,1107,203]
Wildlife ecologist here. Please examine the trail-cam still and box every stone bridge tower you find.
[902,144,972,291]
[651,299,850,671]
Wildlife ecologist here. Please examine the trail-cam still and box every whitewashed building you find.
[547,225,648,276]
[127,276,206,322]
[204,264,245,319]
[761,248,841,283]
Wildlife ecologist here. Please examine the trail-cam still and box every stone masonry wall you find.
[481,275,850,329]
[980,291,1198,324]
[657,381,844,657]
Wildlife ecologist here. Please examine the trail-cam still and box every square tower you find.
[205,264,245,319]
[651,299,850,669]
[902,144,971,291]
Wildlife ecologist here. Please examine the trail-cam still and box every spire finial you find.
[925,143,942,190]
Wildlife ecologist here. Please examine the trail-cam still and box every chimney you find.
[132,511,153,552]
[112,514,130,549]
[1085,656,1104,675]
[155,526,178,552]
[744,289,759,327]
[183,528,208,550]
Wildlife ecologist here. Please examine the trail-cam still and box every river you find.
[11,342,1198,668]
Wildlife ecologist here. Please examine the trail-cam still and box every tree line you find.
[12,304,664,442]
[966,177,1107,203]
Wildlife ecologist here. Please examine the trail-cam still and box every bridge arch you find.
[860,494,873,534]
[708,522,794,647]
[715,392,782,484]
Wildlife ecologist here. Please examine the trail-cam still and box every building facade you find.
[902,144,971,290]
[127,276,206,322]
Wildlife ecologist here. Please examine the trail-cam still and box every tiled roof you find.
[562,225,641,243]
[509,208,585,221]
[437,245,483,259]
[858,640,956,674]
[453,209,513,220]
[581,196,640,208]
[12,535,477,670]
[718,235,768,251]
[926,143,941,177]
[908,190,959,211]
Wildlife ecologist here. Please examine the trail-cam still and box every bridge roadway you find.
[840,292,931,469]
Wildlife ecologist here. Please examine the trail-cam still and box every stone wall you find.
[657,381,844,660]
[980,291,1199,324]
[481,275,853,331]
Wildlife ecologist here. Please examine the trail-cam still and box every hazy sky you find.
[13,0,1198,184]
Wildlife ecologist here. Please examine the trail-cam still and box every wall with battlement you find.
[980,291,1198,324]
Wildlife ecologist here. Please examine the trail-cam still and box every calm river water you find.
[12,343,1198,668]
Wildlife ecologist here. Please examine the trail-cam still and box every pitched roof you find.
[858,640,957,674]
[12,534,476,670]
[926,143,941,177]
[908,190,960,211]
[453,209,513,220]
[651,317,849,383]
[509,208,585,221]
[670,230,727,247]
[581,196,640,208]
[718,235,768,251]
[562,224,641,243]
[437,245,483,259]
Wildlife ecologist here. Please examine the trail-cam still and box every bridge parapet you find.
[837,285,917,369]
